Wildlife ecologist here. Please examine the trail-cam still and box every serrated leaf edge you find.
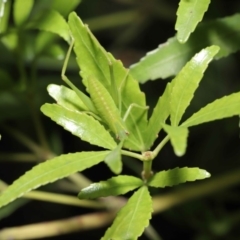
[41,103,117,150]
[148,167,211,188]
[175,0,211,42]
[0,151,109,208]
[78,175,143,199]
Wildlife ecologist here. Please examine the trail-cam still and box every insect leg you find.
[61,39,97,114]
[118,70,130,115]
[109,61,120,108]
[123,104,149,122]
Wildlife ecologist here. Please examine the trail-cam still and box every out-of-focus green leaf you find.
[51,0,81,17]
[31,1,80,54]
[0,198,29,220]
[162,124,188,157]
[0,0,10,32]
[0,151,109,209]
[170,46,219,126]
[78,175,143,199]
[47,84,88,112]
[144,83,171,150]
[148,167,210,188]
[13,0,34,26]
[102,186,152,240]
[68,12,148,152]
[104,143,123,174]
[175,0,211,43]
[45,44,64,60]
[1,32,18,50]
[28,9,70,43]
[34,31,55,55]
[130,14,240,83]
[41,103,117,150]
[182,92,240,127]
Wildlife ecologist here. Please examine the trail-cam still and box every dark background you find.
[1,0,240,239]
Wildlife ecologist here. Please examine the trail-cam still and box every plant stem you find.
[0,211,116,240]
[0,153,39,162]
[121,149,143,160]
[25,190,106,209]
[142,160,153,181]
[28,57,51,152]
[1,125,47,158]
[0,181,105,209]
[85,10,138,32]
[152,135,170,158]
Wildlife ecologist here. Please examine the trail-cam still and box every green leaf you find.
[144,83,171,150]
[45,43,65,60]
[68,12,148,152]
[0,199,29,220]
[13,0,34,26]
[170,46,219,126]
[102,186,152,240]
[78,175,143,199]
[87,75,128,140]
[28,9,70,43]
[182,92,240,127]
[148,167,210,188]
[161,124,188,157]
[1,32,18,50]
[47,84,89,112]
[130,14,240,83]
[175,0,211,43]
[0,151,109,208]
[0,0,10,32]
[104,143,123,174]
[41,103,117,150]
[51,0,81,17]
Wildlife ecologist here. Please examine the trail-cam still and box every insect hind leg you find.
[123,104,149,122]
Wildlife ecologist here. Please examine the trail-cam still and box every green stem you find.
[1,125,54,160]
[142,160,153,181]
[121,149,143,161]
[30,59,50,151]
[85,10,138,32]
[0,180,105,209]
[0,153,39,162]
[152,135,170,158]
[16,32,27,90]
[24,190,106,209]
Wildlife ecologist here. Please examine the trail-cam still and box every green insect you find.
[62,39,148,173]
[61,39,147,142]
[87,75,129,140]
[61,39,98,116]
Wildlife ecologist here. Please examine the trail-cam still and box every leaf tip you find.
[203,170,211,178]
[176,33,188,44]
[175,150,185,157]
[198,169,211,180]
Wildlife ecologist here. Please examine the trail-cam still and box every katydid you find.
[61,39,97,115]
[62,39,148,142]
[61,39,148,173]
[87,75,129,140]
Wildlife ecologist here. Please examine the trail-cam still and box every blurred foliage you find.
[0,0,240,239]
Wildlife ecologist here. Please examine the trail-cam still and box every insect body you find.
[87,76,129,140]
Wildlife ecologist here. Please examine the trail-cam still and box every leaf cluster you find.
[1,0,240,239]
